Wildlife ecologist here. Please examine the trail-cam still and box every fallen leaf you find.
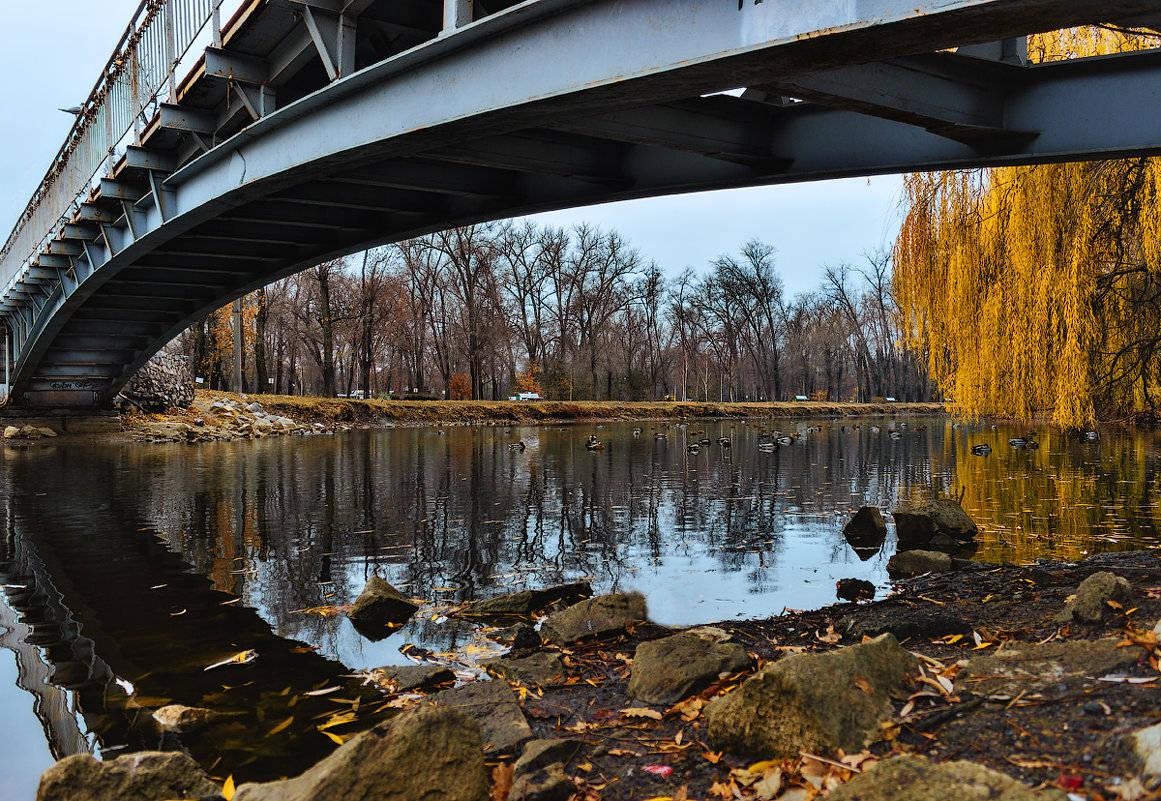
[266,717,294,737]
[702,751,723,764]
[853,676,874,695]
[608,748,643,757]
[222,776,235,801]
[204,650,258,671]
[305,686,342,697]
[747,760,781,774]
[490,763,514,801]
[753,767,782,800]
[644,765,673,777]
[816,625,842,645]
[668,696,705,721]
[621,707,663,720]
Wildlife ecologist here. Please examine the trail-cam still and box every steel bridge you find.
[2,0,1161,409]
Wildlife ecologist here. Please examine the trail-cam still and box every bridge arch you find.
[4,0,1161,408]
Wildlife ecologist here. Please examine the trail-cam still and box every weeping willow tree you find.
[894,28,1161,426]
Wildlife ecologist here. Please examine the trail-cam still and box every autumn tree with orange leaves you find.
[894,27,1161,426]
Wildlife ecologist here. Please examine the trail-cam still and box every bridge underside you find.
[4,0,1161,409]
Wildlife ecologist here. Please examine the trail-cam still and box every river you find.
[1,416,1158,795]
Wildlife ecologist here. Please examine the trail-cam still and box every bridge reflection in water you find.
[0,448,390,784]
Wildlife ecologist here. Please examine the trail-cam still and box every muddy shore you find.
[36,549,1161,800]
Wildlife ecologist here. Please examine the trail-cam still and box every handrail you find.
[0,0,221,287]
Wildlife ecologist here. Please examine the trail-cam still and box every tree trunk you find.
[317,266,336,397]
[254,288,269,393]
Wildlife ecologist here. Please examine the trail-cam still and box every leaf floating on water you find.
[222,775,235,801]
[169,609,187,617]
[149,584,168,590]
[644,765,673,777]
[321,730,350,745]
[289,645,320,654]
[205,650,258,671]
[305,686,342,696]
[267,717,294,736]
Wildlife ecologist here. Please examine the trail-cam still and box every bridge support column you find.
[442,0,472,34]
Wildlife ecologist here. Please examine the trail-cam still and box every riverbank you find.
[38,549,1161,800]
[115,390,945,442]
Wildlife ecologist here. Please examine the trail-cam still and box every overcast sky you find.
[0,1,905,298]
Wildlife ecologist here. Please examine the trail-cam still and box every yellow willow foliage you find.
[894,28,1161,426]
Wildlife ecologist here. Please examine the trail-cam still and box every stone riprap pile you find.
[118,352,195,412]
[133,396,309,443]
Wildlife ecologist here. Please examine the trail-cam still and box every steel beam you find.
[62,223,100,241]
[204,47,269,85]
[99,178,148,202]
[158,103,217,135]
[758,53,1031,143]
[124,147,177,173]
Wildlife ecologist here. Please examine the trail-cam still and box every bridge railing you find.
[0,0,224,288]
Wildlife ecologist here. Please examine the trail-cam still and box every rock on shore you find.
[705,633,917,757]
[36,752,219,801]
[234,705,488,801]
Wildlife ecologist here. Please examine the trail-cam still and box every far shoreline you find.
[175,391,948,428]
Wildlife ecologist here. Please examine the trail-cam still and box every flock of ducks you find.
[493,421,1098,459]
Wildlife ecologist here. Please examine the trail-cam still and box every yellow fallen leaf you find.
[204,650,258,671]
[621,707,663,720]
[222,776,235,801]
[322,730,346,745]
[748,760,781,774]
[266,717,294,737]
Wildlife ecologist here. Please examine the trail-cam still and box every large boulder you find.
[234,705,487,801]
[119,352,195,411]
[433,679,533,754]
[37,752,219,801]
[470,582,593,618]
[627,630,751,705]
[886,549,952,579]
[705,634,917,757]
[347,576,419,638]
[1055,571,1133,624]
[843,506,887,559]
[892,499,978,549]
[827,756,1067,801]
[540,592,648,646]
